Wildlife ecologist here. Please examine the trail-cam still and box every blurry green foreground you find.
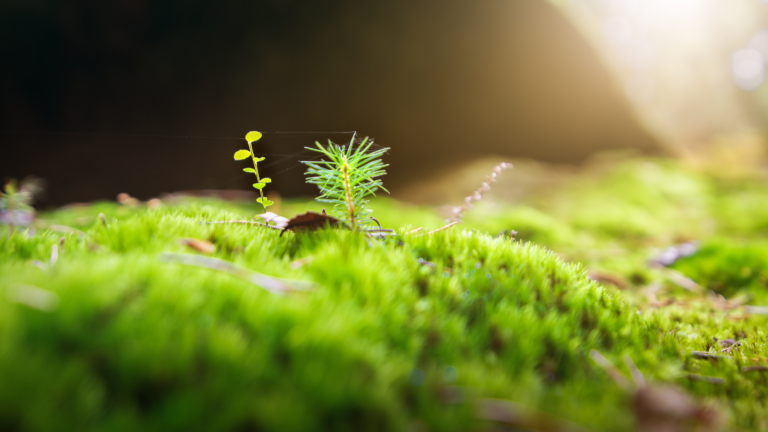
[2,156,768,431]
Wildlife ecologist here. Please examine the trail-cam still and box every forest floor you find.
[2,156,768,431]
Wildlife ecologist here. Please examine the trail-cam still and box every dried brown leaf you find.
[179,238,215,254]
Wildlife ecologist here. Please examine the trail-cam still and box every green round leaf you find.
[261,178,272,184]
[234,150,251,160]
[245,131,262,143]
[253,183,266,190]
[243,168,255,173]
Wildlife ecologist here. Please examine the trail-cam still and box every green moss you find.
[0,201,643,431]
[2,156,768,430]
[673,239,768,298]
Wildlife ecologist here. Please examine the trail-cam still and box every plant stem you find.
[201,220,283,231]
[341,155,356,230]
[247,141,266,211]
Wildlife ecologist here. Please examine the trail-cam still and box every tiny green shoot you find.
[302,134,389,230]
[234,131,273,211]
[0,178,37,228]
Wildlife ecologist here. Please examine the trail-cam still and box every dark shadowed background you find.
[0,0,659,207]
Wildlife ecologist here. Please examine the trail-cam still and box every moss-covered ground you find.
[2,157,768,431]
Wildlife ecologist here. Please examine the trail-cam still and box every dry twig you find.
[34,222,86,237]
[590,350,632,391]
[745,305,768,315]
[447,162,512,223]
[160,253,315,295]
[662,268,703,293]
[742,365,768,373]
[476,398,591,432]
[428,222,458,235]
[691,351,726,360]
[290,256,313,269]
[686,374,725,385]
[5,284,59,312]
[202,220,283,231]
[591,350,721,432]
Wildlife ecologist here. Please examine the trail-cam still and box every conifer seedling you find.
[0,178,38,228]
[301,134,389,230]
[234,131,273,211]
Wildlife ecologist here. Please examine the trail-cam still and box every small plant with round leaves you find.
[301,134,389,231]
[234,131,274,211]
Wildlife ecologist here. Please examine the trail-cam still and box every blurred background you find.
[2,0,768,207]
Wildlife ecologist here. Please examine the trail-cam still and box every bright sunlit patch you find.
[558,0,768,148]
[749,31,768,59]
[659,0,711,19]
[595,0,720,104]
[603,15,633,47]
[732,48,765,90]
